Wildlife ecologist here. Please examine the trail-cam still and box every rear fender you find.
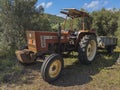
[76,31,96,47]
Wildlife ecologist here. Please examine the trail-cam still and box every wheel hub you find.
[49,60,62,78]
[87,40,96,61]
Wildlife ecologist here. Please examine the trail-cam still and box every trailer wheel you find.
[78,35,97,65]
[41,54,64,83]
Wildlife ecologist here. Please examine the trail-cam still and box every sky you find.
[36,0,120,17]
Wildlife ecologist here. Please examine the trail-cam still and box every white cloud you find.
[46,2,53,8]
[56,14,66,18]
[36,2,53,9]
[83,0,109,10]
[83,1,99,9]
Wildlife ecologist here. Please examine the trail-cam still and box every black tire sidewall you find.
[41,54,63,83]
[79,35,97,65]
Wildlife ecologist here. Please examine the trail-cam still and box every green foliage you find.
[30,14,51,31]
[62,18,80,31]
[78,8,92,30]
[91,8,118,36]
[0,0,51,56]
[46,14,64,31]
[47,14,64,24]
[0,57,23,83]
[62,9,92,31]
[115,12,120,46]
[77,17,92,30]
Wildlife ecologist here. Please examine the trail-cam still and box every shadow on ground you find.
[0,52,119,86]
[52,52,119,86]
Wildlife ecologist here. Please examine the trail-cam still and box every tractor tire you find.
[41,54,64,83]
[78,35,97,65]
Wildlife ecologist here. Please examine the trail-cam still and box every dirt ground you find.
[0,54,120,90]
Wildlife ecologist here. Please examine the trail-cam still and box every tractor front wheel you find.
[78,35,97,65]
[41,54,64,83]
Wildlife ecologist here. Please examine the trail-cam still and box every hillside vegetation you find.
[46,14,64,24]
[46,14,64,31]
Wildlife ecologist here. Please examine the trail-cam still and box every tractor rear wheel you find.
[78,35,97,65]
[41,54,64,83]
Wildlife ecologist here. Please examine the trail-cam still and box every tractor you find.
[15,8,117,83]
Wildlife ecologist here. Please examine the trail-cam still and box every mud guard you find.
[15,49,35,63]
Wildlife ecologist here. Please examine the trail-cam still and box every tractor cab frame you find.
[60,8,96,51]
[61,8,90,31]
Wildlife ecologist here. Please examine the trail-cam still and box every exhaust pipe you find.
[58,23,61,54]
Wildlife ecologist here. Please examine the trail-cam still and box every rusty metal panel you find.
[26,31,37,52]
[60,8,90,18]
[26,31,69,53]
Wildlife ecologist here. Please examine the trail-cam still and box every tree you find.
[115,11,120,46]
[91,8,118,36]
[0,0,51,56]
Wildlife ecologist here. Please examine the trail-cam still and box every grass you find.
[0,52,120,90]
[0,57,23,83]
[62,52,120,89]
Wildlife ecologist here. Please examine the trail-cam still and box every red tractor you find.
[15,8,117,83]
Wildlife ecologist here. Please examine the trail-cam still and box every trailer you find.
[97,36,117,53]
